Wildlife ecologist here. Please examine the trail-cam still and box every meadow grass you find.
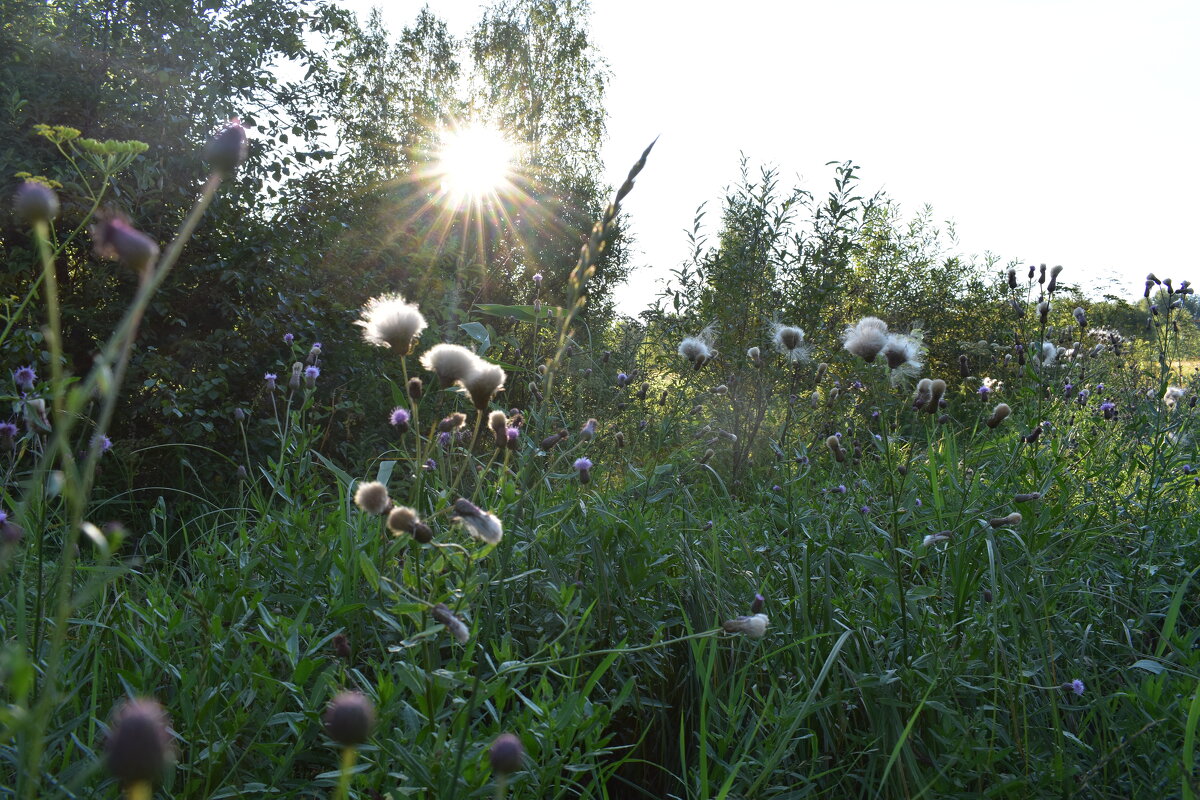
[3,134,1200,800]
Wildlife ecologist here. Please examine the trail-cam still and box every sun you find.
[435,124,515,203]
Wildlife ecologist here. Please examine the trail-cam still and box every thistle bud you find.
[989,512,1023,528]
[105,698,173,785]
[1038,301,1049,325]
[614,431,625,448]
[1014,492,1041,502]
[407,377,423,401]
[489,733,525,774]
[958,354,970,378]
[1007,267,1017,289]
[92,214,159,273]
[1073,307,1086,327]
[699,448,714,464]
[13,181,59,225]
[323,691,375,746]
[204,118,248,176]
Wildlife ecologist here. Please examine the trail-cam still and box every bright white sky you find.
[342,0,1200,315]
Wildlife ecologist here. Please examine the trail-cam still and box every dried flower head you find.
[323,691,375,746]
[842,317,889,362]
[882,333,924,380]
[489,410,508,446]
[912,378,933,410]
[927,379,947,413]
[453,498,503,544]
[579,418,598,441]
[923,531,951,547]
[1040,341,1057,365]
[986,403,1011,429]
[463,361,506,411]
[772,324,810,363]
[387,506,420,535]
[439,412,468,433]
[431,603,471,644]
[356,293,427,355]
[105,698,173,784]
[826,434,846,463]
[989,512,1023,528]
[678,326,717,369]
[353,481,390,515]
[421,343,478,389]
[1165,386,1186,410]
[722,613,769,637]
[747,346,762,365]
[1073,307,1087,327]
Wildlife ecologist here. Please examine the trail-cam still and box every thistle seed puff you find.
[926,379,947,413]
[722,613,769,638]
[105,698,173,784]
[420,343,477,389]
[747,346,762,365]
[912,378,933,410]
[387,506,419,535]
[842,317,889,362]
[489,410,508,446]
[323,691,375,746]
[986,403,1011,429]
[772,324,810,363]
[356,293,428,355]
[463,361,506,410]
[407,377,423,400]
[452,497,503,544]
[431,603,470,644]
[354,481,390,515]
[882,333,924,378]
[579,418,598,440]
[439,412,467,433]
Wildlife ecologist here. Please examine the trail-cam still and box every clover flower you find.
[356,293,427,355]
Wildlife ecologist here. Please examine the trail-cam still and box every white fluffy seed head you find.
[722,613,769,638]
[420,343,478,388]
[843,317,890,362]
[354,481,390,515]
[356,293,427,355]
[463,361,506,410]
[882,333,925,383]
[772,324,810,363]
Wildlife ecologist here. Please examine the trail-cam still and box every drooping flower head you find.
[92,212,159,273]
[842,317,889,363]
[431,603,470,644]
[722,613,769,637]
[771,324,810,363]
[452,497,503,544]
[356,293,427,355]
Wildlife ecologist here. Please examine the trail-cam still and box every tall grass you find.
[2,127,1200,800]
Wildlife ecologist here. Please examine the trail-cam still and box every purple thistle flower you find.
[0,421,18,438]
[532,273,543,285]
[977,385,990,397]
[506,426,520,442]
[574,457,593,471]
[853,381,863,390]
[284,333,294,344]
[833,484,847,494]
[1069,679,1084,696]
[1076,389,1090,406]
[772,485,782,493]
[0,510,6,525]
[423,458,437,470]
[437,431,452,449]
[264,372,277,389]
[861,505,871,514]
[617,372,629,387]
[915,498,923,507]
[389,407,410,427]
[13,366,36,391]
[305,365,320,379]
[313,342,323,349]
[92,434,112,454]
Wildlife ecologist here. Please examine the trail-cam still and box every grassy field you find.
[4,146,1200,800]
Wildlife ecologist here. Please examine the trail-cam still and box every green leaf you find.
[475,303,565,323]
[458,321,491,355]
